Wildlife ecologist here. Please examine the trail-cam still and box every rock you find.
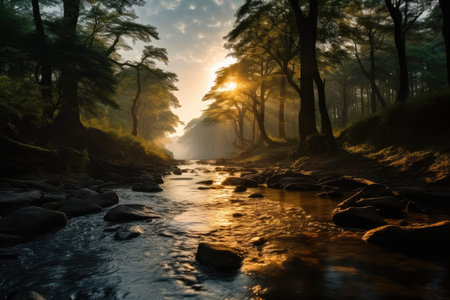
[222,177,258,187]
[333,206,385,229]
[57,198,102,217]
[11,291,46,300]
[132,180,163,193]
[114,225,143,240]
[92,190,119,208]
[195,242,243,272]
[354,196,404,218]
[316,191,343,199]
[0,206,67,235]
[173,169,182,175]
[234,185,247,192]
[336,184,394,210]
[196,180,213,185]
[104,204,160,222]
[250,237,267,246]
[249,193,264,198]
[232,213,244,218]
[0,249,19,259]
[71,188,98,199]
[362,221,450,247]
[284,182,323,191]
[321,176,375,189]
[242,174,265,184]
[198,187,210,190]
[0,233,25,246]
[0,190,42,206]
[266,171,317,189]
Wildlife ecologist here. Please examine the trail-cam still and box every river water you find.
[1,163,449,299]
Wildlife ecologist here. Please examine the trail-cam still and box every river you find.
[1,163,449,299]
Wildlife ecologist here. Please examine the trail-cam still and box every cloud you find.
[214,0,224,5]
[207,21,222,28]
[175,22,186,34]
[189,4,196,10]
[144,0,181,15]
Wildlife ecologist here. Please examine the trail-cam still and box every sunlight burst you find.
[219,81,237,92]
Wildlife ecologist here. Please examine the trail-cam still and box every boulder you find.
[114,225,143,240]
[266,172,317,189]
[362,221,450,246]
[249,193,264,198]
[333,206,385,229]
[173,169,182,175]
[284,182,323,191]
[71,188,99,199]
[222,177,258,187]
[0,190,42,206]
[0,206,67,235]
[354,196,404,218]
[321,176,375,189]
[92,190,119,208]
[316,191,343,199]
[11,291,46,300]
[336,184,394,210]
[196,180,213,185]
[195,242,243,272]
[234,185,247,193]
[132,180,163,193]
[242,174,265,184]
[104,204,160,222]
[57,198,102,217]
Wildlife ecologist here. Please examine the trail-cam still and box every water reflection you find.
[1,163,449,299]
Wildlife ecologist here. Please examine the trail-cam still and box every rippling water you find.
[1,163,449,299]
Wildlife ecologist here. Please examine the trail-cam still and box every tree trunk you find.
[440,0,450,85]
[369,34,387,108]
[53,0,83,145]
[360,87,365,116]
[278,76,286,139]
[131,68,141,137]
[314,69,335,149]
[385,0,409,102]
[342,82,348,127]
[290,0,319,153]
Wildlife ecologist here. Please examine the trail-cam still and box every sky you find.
[126,0,242,136]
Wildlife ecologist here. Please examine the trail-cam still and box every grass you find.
[338,90,450,153]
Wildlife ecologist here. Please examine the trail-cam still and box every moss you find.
[339,91,450,152]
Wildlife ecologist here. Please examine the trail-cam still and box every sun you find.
[219,81,237,92]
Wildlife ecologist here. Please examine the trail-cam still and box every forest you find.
[1,1,450,299]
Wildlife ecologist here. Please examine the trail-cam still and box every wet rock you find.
[354,196,404,218]
[222,177,258,187]
[333,206,385,229]
[251,237,267,246]
[114,225,143,240]
[104,225,121,232]
[0,206,67,235]
[0,232,25,246]
[132,180,163,193]
[234,185,247,192]
[321,176,375,189]
[104,204,160,222]
[11,291,46,300]
[196,180,213,185]
[0,190,42,206]
[71,188,99,199]
[284,183,323,191]
[242,174,265,184]
[266,172,317,189]
[336,184,394,210]
[58,198,102,217]
[316,191,343,199]
[232,213,244,218]
[173,169,182,175]
[363,221,450,246]
[92,190,119,208]
[0,249,19,259]
[195,242,243,272]
[198,187,210,190]
[249,193,264,198]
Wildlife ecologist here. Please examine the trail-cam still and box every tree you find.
[384,0,430,102]
[440,0,450,85]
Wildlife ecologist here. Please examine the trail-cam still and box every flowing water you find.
[1,163,449,299]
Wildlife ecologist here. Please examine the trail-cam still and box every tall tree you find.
[384,0,429,102]
[440,0,450,85]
